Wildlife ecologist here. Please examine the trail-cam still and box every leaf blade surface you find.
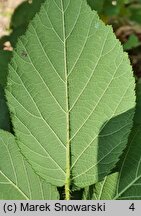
[0,130,59,200]
[6,0,135,188]
[114,81,141,200]
[90,82,141,200]
[83,173,119,200]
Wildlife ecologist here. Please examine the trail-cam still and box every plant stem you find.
[61,0,71,200]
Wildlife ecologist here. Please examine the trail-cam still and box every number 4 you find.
[129,203,135,211]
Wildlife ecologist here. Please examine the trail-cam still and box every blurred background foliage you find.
[88,0,141,78]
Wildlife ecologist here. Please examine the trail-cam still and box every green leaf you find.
[83,173,119,200]
[102,0,121,16]
[8,0,45,47]
[113,80,141,200]
[0,51,11,131]
[129,5,141,24]
[10,0,45,30]
[0,51,12,87]
[115,127,141,199]
[6,0,135,199]
[0,130,59,200]
[0,86,10,131]
[124,34,140,50]
[87,0,105,12]
[92,81,141,200]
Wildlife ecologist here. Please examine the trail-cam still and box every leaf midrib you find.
[61,0,70,200]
